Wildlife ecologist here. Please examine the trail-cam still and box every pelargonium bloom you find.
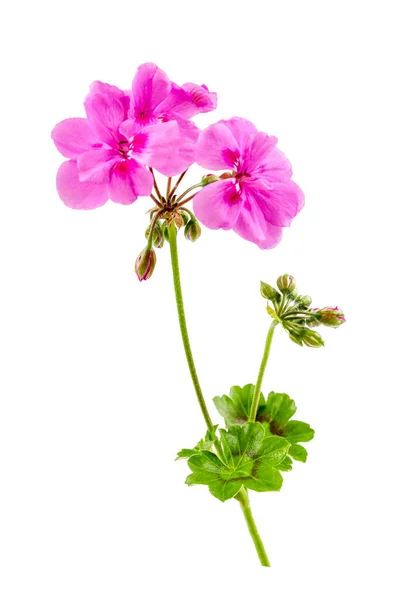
[52,82,180,208]
[122,63,217,174]
[193,117,304,249]
[52,64,217,209]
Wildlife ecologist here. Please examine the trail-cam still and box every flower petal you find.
[51,118,98,159]
[89,81,131,114]
[254,180,305,227]
[77,148,118,183]
[157,82,217,119]
[193,179,243,229]
[56,161,108,209]
[181,83,217,115]
[108,160,153,205]
[134,121,183,175]
[233,189,283,249]
[131,62,171,124]
[195,123,240,170]
[221,117,258,154]
[84,93,126,146]
[155,83,194,119]
[245,133,292,183]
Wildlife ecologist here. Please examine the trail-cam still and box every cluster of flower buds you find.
[135,211,202,281]
[260,274,345,347]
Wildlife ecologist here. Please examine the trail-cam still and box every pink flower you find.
[52,64,218,209]
[52,83,180,208]
[193,117,304,249]
[122,63,217,174]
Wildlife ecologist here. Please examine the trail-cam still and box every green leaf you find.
[263,392,296,430]
[284,421,314,443]
[213,384,266,427]
[176,448,200,460]
[288,443,308,463]
[276,455,293,471]
[212,385,314,464]
[185,422,290,502]
[175,426,218,461]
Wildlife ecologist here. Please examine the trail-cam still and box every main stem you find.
[249,320,278,422]
[168,223,222,453]
[236,488,270,566]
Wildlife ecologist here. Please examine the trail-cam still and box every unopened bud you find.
[318,306,346,328]
[289,331,304,346]
[153,222,164,248]
[301,329,324,348]
[277,274,296,294]
[135,247,157,281]
[260,281,281,303]
[145,221,164,248]
[296,295,312,308]
[162,222,170,243]
[201,173,220,186]
[180,211,190,225]
[184,219,202,242]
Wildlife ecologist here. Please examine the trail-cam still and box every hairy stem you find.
[236,488,270,567]
[149,168,162,201]
[175,183,204,204]
[168,223,222,454]
[169,170,188,199]
[249,320,278,422]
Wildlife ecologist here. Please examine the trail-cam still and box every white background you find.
[1,1,399,598]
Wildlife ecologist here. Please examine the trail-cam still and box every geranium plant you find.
[52,62,345,567]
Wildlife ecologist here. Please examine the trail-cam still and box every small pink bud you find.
[135,247,157,281]
[277,274,296,294]
[201,174,220,186]
[184,219,202,242]
[318,306,346,328]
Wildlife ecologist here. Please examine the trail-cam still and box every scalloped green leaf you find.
[288,443,308,462]
[276,455,293,471]
[176,425,218,461]
[213,384,265,427]
[284,421,314,443]
[185,422,290,502]
[212,385,314,464]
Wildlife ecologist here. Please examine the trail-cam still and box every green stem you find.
[169,170,188,199]
[249,320,278,422]
[168,223,223,455]
[175,183,204,204]
[236,488,270,567]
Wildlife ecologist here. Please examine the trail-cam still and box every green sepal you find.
[185,422,290,502]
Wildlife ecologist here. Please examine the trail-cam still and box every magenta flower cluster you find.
[52,62,303,249]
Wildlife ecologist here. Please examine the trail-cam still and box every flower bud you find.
[277,274,296,294]
[145,221,164,248]
[135,247,157,281]
[201,173,220,186]
[296,295,312,308]
[184,219,202,242]
[153,222,164,248]
[289,331,304,346]
[162,222,170,243]
[318,306,346,328]
[180,211,190,225]
[260,281,281,303]
[301,329,325,348]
